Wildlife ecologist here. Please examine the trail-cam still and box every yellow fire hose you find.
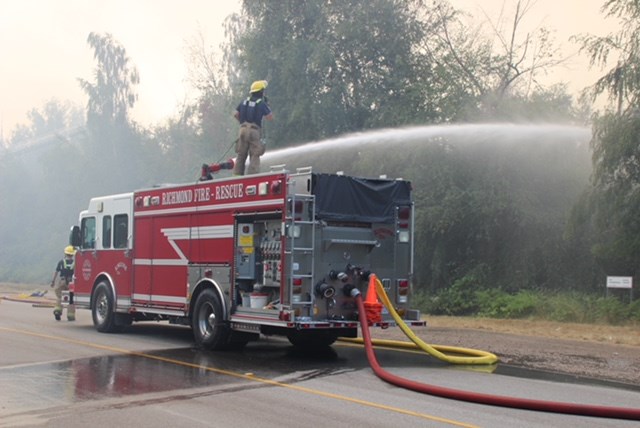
[340,277,499,365]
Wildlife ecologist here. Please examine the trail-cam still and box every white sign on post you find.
[606,276,633,289]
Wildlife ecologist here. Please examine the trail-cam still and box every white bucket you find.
[250,293,268,309]
[241,293,251,307]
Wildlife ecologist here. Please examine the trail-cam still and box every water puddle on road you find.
[0,342,349,412]
[0,350,236,412]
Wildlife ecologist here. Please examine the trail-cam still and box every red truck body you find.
[70,167,423,349]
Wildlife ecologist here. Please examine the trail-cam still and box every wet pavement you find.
[1,340,353,411]
[494,363,640,393]
[3,336,638,415]
[2,297,639,427]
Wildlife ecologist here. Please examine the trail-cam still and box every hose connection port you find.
[315,281,336,299]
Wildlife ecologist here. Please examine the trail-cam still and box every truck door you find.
[101,198,134,301]
[132,215,154,306]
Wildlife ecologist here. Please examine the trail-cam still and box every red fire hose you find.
[355,293,640,421]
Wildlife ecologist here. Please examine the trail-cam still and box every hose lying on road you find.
[353,286,640,420]
[341,277,499,365]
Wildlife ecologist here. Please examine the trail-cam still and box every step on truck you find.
[69,166,424,350]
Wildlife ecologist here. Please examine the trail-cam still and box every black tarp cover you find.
[311,174,412,223]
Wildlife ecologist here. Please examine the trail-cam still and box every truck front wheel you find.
[92,281,122,333]
[192,288,230,350]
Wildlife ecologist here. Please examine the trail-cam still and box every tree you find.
[78,32,140,127]
[576,0,640,114]
[223,0,427,147]
[77,32,147,191]
[0,97,88,283]
[216,0,577,148]
[9,99,84,147]
[183,29,237,161]
[569,0,640,276]
[422,0,571,121]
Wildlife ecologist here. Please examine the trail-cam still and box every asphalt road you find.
[1,298,638,427]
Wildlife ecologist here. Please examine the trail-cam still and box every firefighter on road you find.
[233,80,273,175]
[50,245,76,321]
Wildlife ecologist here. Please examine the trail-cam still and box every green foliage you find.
[422,267,486,315]
[224,0,429,147]
[9,99,84,146]
[78,32,140,126]
[629,299,640,322]
[418,287,638,325]
[543,292,588,323]
[576,0,640,112]
[0,33,161,283]
[476,289,541,318]
[582,114,640,275]
[568,1,640,278]
[426,2,571,122]
[75,32,155,192]
[218,0,580,148]
[0,1,611,302]
[591,296,630,325]
[540,292,637,325]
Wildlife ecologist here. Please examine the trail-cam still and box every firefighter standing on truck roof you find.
[50,245,76,321]
[233,80,274,175]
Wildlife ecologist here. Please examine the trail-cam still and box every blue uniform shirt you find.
[236,97,271,127]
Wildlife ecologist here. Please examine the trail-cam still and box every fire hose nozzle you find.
[315,282,336,299]
[329,270,348,281]
[343,283,360,298]
[200,159,236,181]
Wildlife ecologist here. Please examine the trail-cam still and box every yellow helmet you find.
[250,80,268,93]
[64,245,76,256]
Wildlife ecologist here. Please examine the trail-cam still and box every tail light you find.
[287,199,306,221]
[271,180,282,194]
[397,279,409,304]
[397,205,411,243]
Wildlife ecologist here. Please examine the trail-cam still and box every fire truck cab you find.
[69,167,423,350]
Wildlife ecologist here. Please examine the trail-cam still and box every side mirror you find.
[69,225,81,248]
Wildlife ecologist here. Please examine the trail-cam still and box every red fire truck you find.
[69,165,423,350]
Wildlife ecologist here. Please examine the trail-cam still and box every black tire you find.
[92,281,122,333]
[287,330,338,349]
[192,288,230,350]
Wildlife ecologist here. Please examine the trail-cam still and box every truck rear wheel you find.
[192,288,230,350]
[92,281,123,333]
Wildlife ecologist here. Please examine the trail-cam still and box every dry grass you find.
[1,282,44,292]
[426,316,640,347]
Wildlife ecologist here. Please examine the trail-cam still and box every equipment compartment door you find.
[132,215,153,305]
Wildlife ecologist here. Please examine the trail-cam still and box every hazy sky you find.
[0,0,617,139]
[0,0,240,137]
[450,0,616,91]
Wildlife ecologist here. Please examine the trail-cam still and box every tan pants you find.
[233,123,265,175]
[54,277,75,320]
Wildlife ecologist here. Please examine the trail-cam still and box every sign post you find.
[606,276,633,301]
